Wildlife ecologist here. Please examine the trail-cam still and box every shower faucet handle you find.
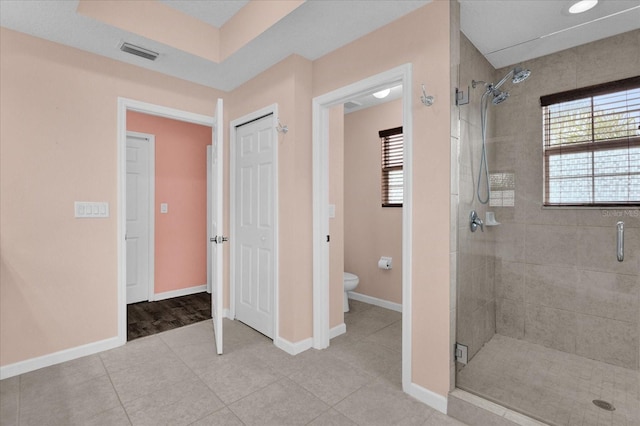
[469,210,484,233]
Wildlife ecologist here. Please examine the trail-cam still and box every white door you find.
[235,114,276,338]
[126,133,153,304]
[209,98,225,355]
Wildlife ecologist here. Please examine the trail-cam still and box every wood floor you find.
[127,292,211,341]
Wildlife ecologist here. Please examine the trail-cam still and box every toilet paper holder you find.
[378,256,392,270]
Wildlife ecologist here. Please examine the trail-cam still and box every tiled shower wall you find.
[454,33,498,362]
[490,30,640,370]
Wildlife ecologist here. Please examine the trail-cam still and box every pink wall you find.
[126,112,211,295]
[0,27,223,366]
[344,99,403,304]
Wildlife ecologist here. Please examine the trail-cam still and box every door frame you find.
[311,64,413,390]
[229,104,279,343]
[125,131,156,304]
[116,97,215,345]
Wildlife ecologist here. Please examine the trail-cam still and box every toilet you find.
[343,272,359,312]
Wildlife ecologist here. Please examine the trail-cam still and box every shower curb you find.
[448,389,550,426]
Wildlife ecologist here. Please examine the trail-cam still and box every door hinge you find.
[455,86,469,106]
[210,236,229,244]
[326,235,330,242]
[455,343,468,365]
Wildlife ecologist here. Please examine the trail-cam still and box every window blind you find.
[541,76,640,206]
[380,126,403,207]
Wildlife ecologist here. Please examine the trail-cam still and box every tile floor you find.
[456,334,640,426]
[0,300,466,426]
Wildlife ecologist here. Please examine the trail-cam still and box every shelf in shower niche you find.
[485,212,500,226]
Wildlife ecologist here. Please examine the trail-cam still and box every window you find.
[541,76,640,206]
[380,126,403,207]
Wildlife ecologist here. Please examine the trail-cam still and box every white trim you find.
[223,308,232,319]
[0,336,120,380]
[229,104,279,341]
[348,292,402,313]
[117,97,215,347]
[126,131,156,303]
[154,284,207,301]
[311,64,413,392]
[406,382,448,414]
[329,323,346,339]
[274,336,313,355]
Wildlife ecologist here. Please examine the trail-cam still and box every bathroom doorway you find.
[312,64,413,391]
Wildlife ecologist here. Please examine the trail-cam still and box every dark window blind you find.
[380,126,403,207]
[541,77,640,206]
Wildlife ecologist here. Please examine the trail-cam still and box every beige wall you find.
[313,0,452,395]
[1,1,454,398]
[0,27,223,366]
[227,54,314,343]
[329,105,345,329]
[344,99,403,304]
[489,29,640,370]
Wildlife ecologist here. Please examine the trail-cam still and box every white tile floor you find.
[0,300,466,426]
[456,334,640,426]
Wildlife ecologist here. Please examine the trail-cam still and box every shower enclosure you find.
[454,31,640,426]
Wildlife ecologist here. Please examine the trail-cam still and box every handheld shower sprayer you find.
[471,65,531,204]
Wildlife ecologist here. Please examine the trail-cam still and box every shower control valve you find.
[469,210,484,233]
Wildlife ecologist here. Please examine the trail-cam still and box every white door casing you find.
[311,64,413,392]
[233,113,276,338]
[210,98,225,355]
[125,132,155,304]
[117,98,215,346]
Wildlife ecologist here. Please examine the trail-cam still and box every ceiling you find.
[1,0,639,93]
[460,0,640,69]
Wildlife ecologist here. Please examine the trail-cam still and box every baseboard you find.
[223,309,232,319]
[0,336,121,380]
[274,336,313,356]
[154,284,207,301]
[405,382,448,414]
[348,291,402,312]
[330,323,346,339]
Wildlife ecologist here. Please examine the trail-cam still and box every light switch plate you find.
[328,204,336,218]
[75,202,109,218]
[160,203,168,214]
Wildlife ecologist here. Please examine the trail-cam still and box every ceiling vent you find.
[119,42,159,61]
[344,100,362,109]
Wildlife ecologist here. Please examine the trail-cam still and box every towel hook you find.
[421,84,434,106]
[276,118,288,134]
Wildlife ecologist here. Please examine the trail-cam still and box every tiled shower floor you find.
[457,334,640,426]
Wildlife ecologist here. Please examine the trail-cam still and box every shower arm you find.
[494,69,514,90]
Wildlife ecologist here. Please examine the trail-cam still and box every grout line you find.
[98,354,133,426]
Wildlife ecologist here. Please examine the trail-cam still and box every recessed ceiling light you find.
[568,0,598,14]
[373,89,391,99]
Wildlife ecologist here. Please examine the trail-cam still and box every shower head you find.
[492,90,509,105]
[512,67,531,84]
[495,65,532,89]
